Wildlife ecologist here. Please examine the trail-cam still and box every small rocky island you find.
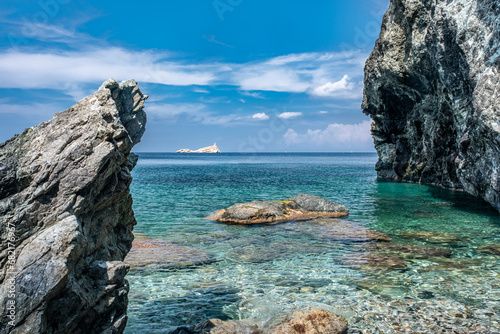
[206,193,349,224]
[176,143,221,153]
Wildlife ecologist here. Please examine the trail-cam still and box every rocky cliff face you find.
[363,0,500,211]
[0,79,147,333]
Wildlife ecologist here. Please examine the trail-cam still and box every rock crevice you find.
[0,79,147,333]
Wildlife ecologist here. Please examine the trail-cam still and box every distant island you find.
[175,143,221,153]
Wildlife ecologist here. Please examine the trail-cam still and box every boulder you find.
[271,308,348,334]
[0,79,147,334]
[206,194,348,224]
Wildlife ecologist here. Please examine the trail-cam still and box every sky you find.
[0,0,389,152]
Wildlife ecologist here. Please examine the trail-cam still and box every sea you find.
[125,153,500,333]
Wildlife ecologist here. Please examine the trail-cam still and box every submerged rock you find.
[340,252,407,271]
[303,219,393,243]
[180,308,347,334]
[397,231,464,246]
[0,79,147,333]
[416,257,485,272]
[365,242,452,259]
[125,238,213,270]
[271,308,348,334]
[363,0,500,212]
[206,194,348,224]
[477,244,500,255]
[353,278,411,298]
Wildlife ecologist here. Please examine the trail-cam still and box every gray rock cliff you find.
[363,0,500,211]
[0,79,147,333]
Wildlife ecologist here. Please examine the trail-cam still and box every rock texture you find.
[271,308,348,334]
[125,237,213,270]
[363,0,500,211]
[206,194,349,224]
[176,143,221,153]
[174,308,348,334]
[0,79,147,333]
[296,218,393,243]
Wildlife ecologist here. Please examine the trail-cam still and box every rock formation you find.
[363,0,500,211]
[0,79,147,333]
[206,194,349,224]
[173,308,348,334]
[176,143,221,153]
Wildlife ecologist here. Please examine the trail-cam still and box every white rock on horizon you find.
[176,143,221,153]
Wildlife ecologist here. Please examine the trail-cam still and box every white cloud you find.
[310,75,361,98]
[240,91,265,99]
[236,69,310,93]
[146,102,247,126]
[278,112,303,119]
[283,120,372,147]
[193,88,210,94]
[146,103,207,119]
[319,110,328,114]
[252,113,270,120]
[0,48,223,100]
[0,24,368,100]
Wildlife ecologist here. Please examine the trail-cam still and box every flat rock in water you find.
[181,308,347,334]
[305,219,393,243]
[206,194,348,224]
[478,244,500,255]
[225,245,281,263]
[340,252,407,271]
[397,230,464,246]
[362,242,452,259]
[125,237,213,270]
[416,257,485,272]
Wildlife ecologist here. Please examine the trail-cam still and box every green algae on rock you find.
[206,193,348,224]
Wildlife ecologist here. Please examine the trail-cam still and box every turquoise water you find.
[126,153,500,333]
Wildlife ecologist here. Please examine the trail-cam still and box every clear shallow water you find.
[126,153,500,333]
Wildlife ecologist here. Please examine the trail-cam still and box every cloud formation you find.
[283,120,373,148]
[252,113,270,120]
[278,112,303,119]
[310,75,360,98]
[0,24,368,100]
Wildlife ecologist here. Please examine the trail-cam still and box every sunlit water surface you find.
[126,153,500,333]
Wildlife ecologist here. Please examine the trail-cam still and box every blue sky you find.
[0,0,389,152]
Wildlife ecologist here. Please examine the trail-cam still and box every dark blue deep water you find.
[126,153,500,333]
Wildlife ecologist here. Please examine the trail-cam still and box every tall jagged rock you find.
[363,0,500,211]
[0,79,147,333]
